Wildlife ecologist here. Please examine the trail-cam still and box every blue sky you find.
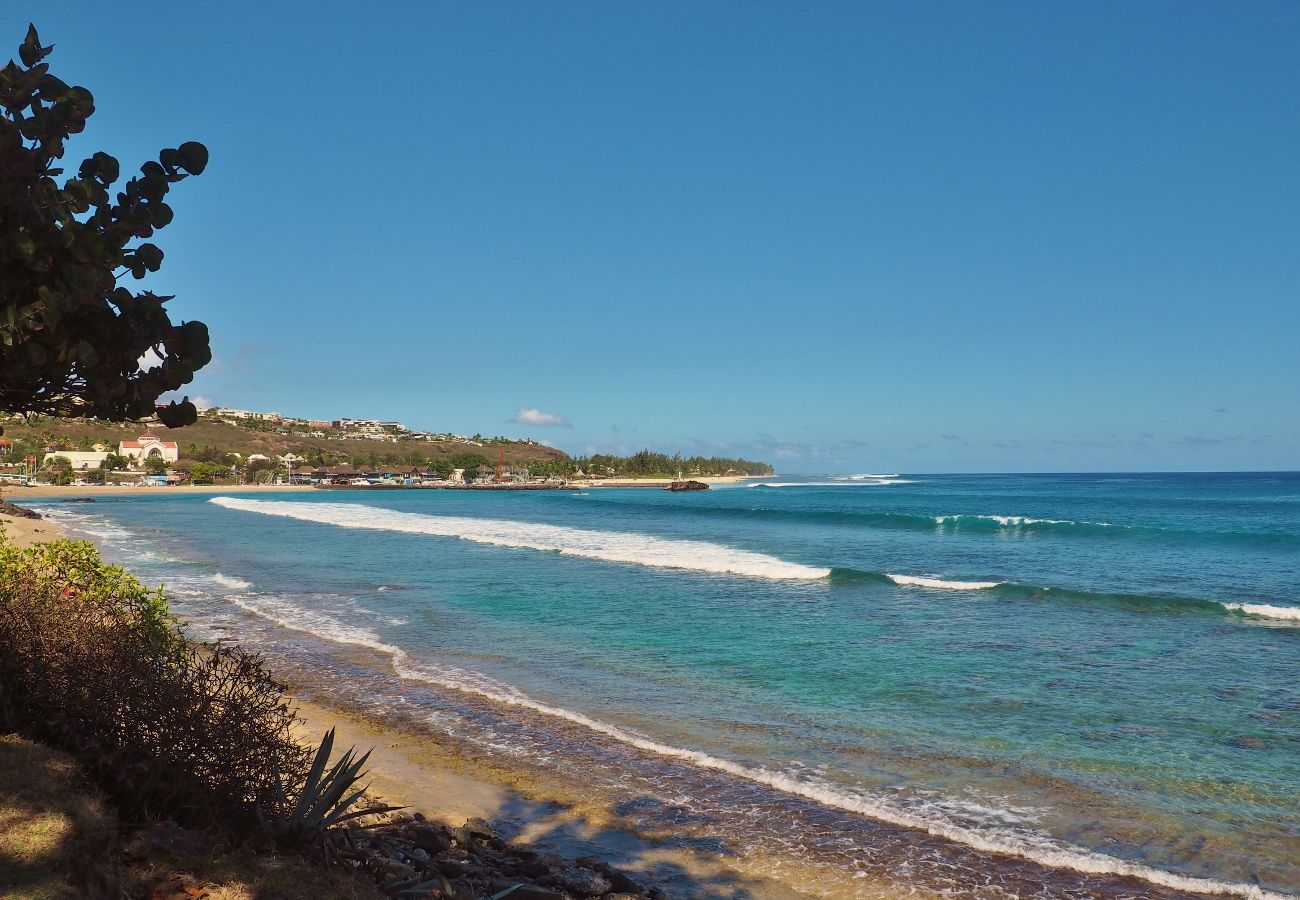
[23,2,1299,472]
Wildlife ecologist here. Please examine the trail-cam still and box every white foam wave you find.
[887,574,1003,590]
[211,573,252,590]
[1220,602,1300,623]
[229,593,1288,900]
[932,514,1118,528]
[749,480,916,488]
[209,497,829,581]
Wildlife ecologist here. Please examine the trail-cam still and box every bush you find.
[0,539,310,831]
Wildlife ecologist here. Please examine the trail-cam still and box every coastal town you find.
[0,405,772,489]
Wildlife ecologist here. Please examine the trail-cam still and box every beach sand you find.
[0,503,64,548]
[5,479,910,897]
[0,485,308,546]
[288,694,834,899]
[11,483,314,498]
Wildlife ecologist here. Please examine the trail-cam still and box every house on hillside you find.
[118,434,179,465]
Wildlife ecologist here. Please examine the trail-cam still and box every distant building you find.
[118,434,179,465]
[42,450,109,471]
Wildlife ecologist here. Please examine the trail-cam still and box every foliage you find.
[143,454,167,474]
[449,452,491,472]
[0,537,311,830]
[41,451,71,484]
[0,25,210,426]
[264,727,400,855]
[555,449,773,477]
[188,460,230,483]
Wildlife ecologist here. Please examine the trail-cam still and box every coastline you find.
[22,490,814,898]
[581,475,761,488]
[9,483,315,498]
[21,479,1286,898]
[0,502,64,547]
[286,692,835,899]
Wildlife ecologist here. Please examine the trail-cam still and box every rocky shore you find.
[341,811,663,899]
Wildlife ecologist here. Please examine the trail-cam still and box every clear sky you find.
[23,2,1299,472]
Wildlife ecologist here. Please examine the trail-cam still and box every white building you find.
[42,450,109,471]
[118,434,180,465]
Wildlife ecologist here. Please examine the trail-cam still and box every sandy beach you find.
[0,485,308,547]
[1,485,819,898]
[0,503,64,548]
[10,483,315,499]
[288,694,838,899]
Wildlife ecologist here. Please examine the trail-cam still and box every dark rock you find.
[557,866,612,896]
[436,858,467,878]
[515,858,552,878]
[412,824,451,854]
[608,871,646,895]
[491,885,565,900]
[464,815,497,839]
[0,500,40,519]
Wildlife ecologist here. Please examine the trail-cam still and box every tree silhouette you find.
[0,25,211,428]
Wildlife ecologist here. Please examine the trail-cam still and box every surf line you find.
[227,592,1291,900]
[209,497,829,581]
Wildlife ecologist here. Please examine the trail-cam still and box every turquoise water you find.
[37,473,1300,897]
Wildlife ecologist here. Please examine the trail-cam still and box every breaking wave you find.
[211,573,252,590]
[210,498,1300,625]
[225,592,1291,900]
[750,479,917,487]
[887,574,1003,590]
[209,497,829,581]
[1219,602,1300,623]
[826,568,1300,624]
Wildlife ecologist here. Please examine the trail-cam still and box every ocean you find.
[35,472,1300,898]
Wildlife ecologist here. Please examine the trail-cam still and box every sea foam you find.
[887,574,1003,590]
[750,479,917,488]
[226,591,1291,900]
[1219,602,1300,623]
[209,497,829,581]
[211,573,252,590]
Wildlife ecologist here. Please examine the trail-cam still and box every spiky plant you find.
[264,727,401,853]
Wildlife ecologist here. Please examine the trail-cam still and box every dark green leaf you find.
[177,141,208,175]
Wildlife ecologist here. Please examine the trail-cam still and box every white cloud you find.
[509,407,572,428]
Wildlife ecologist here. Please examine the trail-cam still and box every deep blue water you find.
[37,473,1300,898]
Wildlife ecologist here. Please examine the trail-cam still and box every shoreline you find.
[287,693,813,899]
[20,483,1273,898]
[0,503,64,548]
[8,483,315,498]
[581,475,761,488]
[27,492,811,898]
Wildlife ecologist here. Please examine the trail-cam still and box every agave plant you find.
[265,727,402,852]
[382,874,524,899]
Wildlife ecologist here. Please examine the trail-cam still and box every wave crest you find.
[210,497,829,581]
[227,592,1290,900]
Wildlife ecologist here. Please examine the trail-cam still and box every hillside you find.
[0,413,569,471]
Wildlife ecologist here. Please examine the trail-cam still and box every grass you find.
[0,734,384,900]
[0,733,116,899]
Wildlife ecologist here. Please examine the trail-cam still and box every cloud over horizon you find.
[509,407,572,428]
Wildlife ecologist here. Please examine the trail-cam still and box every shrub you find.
[0,538,310,831]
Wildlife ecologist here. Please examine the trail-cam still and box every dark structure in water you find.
[666,479,710,492]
